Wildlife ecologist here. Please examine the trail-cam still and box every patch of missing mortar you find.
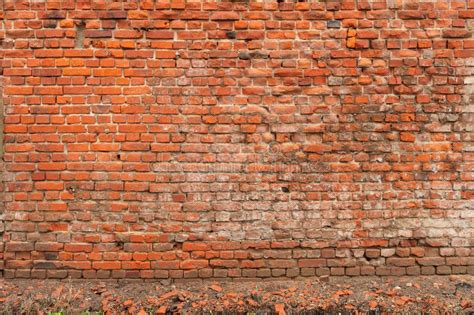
[225,31,236,39]
[458,58,474,132]
[75,21,85,49]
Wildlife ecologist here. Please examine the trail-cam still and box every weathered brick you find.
[416,257,445,266]
[298,259,326,268]
[442,29,471,38]
[387,258,416,267]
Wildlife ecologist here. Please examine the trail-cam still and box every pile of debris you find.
[0,275,472,314]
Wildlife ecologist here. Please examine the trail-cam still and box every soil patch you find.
[0,276,472,314]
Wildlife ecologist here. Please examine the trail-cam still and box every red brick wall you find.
[1,0,473,279]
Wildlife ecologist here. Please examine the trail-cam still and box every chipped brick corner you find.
[0,0,473,280]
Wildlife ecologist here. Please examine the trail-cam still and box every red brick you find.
[443,29,471,38]
[63,68,92,76]
[122,261,150,270]
[182,242,209,251]
[35,87,63,95]
[298,259,326,268]
[398,11,426,19]
[4,69,32,76]
[64,244,93,252]
[4,87,33,95]
[32,69,62,77]
[180,260,209,269]
[35,182,64,191]
[416,257,445,266]
[146,31,174,39]
[386,258,416,267]
[84,30,113,38]
[93,69,122,77]
[6,242,34,252]
[93,261,121,270]
[210,12,240,20]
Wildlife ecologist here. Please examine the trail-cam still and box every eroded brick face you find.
[0,0,473,279]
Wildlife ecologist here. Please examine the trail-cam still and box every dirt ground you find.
[0,275,472,314]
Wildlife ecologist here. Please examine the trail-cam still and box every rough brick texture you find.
[1,0,473,280]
